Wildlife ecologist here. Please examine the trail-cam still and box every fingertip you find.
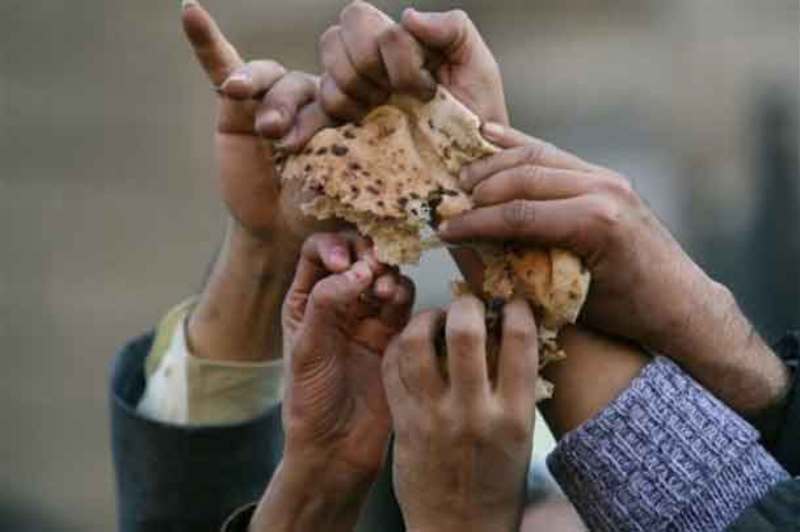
[481,121,506,143]
[374,274,396,299]
[327,245,352,272]
[345,260,374,286]
[181,2,209,43]
[256,109,289,139]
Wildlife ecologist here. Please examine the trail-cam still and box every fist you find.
[318,2,508,125]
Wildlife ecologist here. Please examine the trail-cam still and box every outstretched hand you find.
[181,1,334,244]
[383,295,538,532]
[318,1,508,125]
[440,123,790,416]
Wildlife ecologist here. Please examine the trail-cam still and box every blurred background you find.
[0,0,797,529]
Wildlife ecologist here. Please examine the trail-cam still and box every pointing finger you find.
[181,1,243,86]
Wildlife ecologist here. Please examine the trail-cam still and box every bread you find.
[280,87,590,401]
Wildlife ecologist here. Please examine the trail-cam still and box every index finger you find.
[459,123,596,191]
[182,1,244,86]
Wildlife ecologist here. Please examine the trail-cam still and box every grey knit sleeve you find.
[547,356,790,531]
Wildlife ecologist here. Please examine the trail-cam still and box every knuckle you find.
[501,199,537,234]
[521,142,549,165]
[400,326,430,353]
[341,1,369,22]
[449,9,471,28]
[521,165,546,194]
[502,415,532,444]
[588,196,623,232]
[504,320,532,345]
[448,322,484,351]
[596,173,635,201]
[378,24,406,48]
[318,26,339,50]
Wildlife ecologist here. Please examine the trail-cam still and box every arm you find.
[539,326,790,532]
[440,123,792,420]
[246,232,414,532]
[112,3,337,530]
[137,1,340,426]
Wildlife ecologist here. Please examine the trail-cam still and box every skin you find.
[439,123,791,417]
[382,296,540,532]
[178,1,789,528]
[250,232,415,532]
[317,1,790,420]
[180,2,402,365]
[317,1,514,290]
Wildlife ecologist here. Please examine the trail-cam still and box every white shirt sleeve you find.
[137,301,284,426]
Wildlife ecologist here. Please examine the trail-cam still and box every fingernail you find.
[221,72,250,89]
[438,221,450,235]
[482,121,504,140]
[263,109,284,126]
[348,261,372,283]
[181,0,198,9]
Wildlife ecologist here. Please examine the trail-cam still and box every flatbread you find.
[280,87,591,401]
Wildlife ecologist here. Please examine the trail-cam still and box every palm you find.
[285,315,392,475]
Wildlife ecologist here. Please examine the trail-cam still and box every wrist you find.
[666,275,791,416]
[406,512,518,532]
[187,219,299,363]
[249,457,372,532]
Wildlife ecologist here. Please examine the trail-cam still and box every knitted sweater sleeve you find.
[547,356,790,531]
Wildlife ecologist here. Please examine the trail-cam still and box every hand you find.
[182,1,333,246]
[182,2,338,365]
[439,123,791,415]
[382,295,538,532]
[250,232,414,531]
[281,232,414,477]
[318,1,508,125]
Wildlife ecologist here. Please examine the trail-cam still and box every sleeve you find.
[110,332,285,532]
[752,331,800,475]
[547,357,790,532]
[135,299,285,426]
[727,479,800,532]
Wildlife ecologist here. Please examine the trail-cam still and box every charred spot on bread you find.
[331,145,349,156]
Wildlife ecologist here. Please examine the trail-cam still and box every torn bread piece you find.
[280,87,590,401]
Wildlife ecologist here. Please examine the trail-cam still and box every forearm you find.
[540,325,649,438]
[188,219,299,363]
[249,457,371,532]
[667,277,791,418]
[547,355,789,532]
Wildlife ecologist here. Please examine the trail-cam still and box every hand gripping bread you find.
[280,87,590,400]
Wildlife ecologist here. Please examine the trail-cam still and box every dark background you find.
[0,0,797,529]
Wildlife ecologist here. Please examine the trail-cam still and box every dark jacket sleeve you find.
[755,331,800,475]
[727,479,800,531]
[110,333,284,532]
[110,333,405,532]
